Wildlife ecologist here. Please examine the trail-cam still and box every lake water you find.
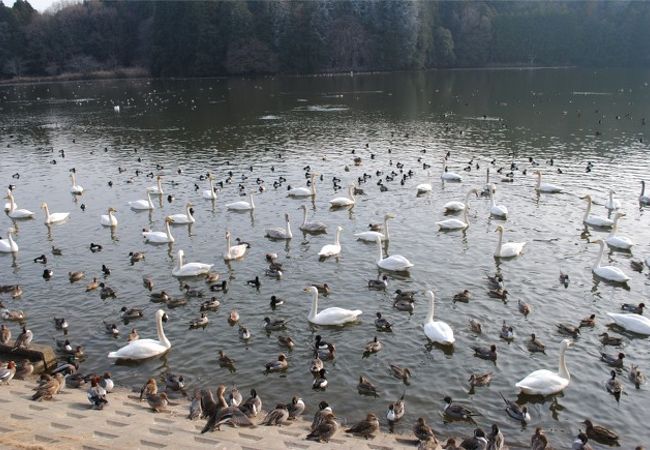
[1,68,649,447]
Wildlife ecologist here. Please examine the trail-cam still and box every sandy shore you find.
[0,377,442,450]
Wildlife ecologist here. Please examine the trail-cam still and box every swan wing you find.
[606,236,633,249]
[416,183,432,192]
[108,339,168,360]
[318,244,340,257]
[516,369,567,395]
[443,201,464,211]
[594,266,629,282]
[288,187,311,197]
[424,321,455,344]
[436,219,466,230]
[607,313,650,335]
[312,307,362,325]
[355,231,384,241]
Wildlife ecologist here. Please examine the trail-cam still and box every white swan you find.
[423,290,454,345]
[146,176,164,195]
[592,239,629,283]
[437,191,478,230]
[223,231,248,261]
[441,159,462,182]
[167,202,195,224]
[443,188,478,213]
[41,202,70,224]
[265,213,292,239]
[0,228,18,253]
[606,213,633,250]
[226,192,255,211]
[488,184,508,219]
[69,173,84,194]
[304,286,362,326]
[375,235,413,271]
[606,312,650,335]
[639,181,650,205]
[172,249,213,277]
[143,217,175,244]
[100,207,118,227]
[605,189,620,210]
[129,191,154,210]
[480,168,491,196]
[4,191,34,219]
[416,172,433,194]
[329,185,355,207]
[298,205,327,233]
[515,339,573,395]
[108,309,170,360]
[581,195,613,228]
[534,170,562,193]
[355,214,394,241]
[494,225,526,258]
[318,226,342,258]
[288,173,317,197]
[202,174,217,200]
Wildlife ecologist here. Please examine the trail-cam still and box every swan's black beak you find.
[162,313,169,323]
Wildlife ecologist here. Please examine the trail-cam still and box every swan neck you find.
[558,344,570,380]
[384,217,390,240]
[177,251,184,269]
[156,312,170,348]
[642,181,646,197]
[286,218,292,237]
[463,204,469,224]
[158,178,163,191]
[426,294,435,323]
[335,228,341,245]
[536,173,541,189]
[71,173,76,186]
[495,228,503,256]
[311,177,316,195]
[377,239,384,262]
[147,192,153,208]
[349,186,355,202]
[301,208,307,227]
[8,192,16,211]
[43,205,50,219]
[583,197,591,221]
[250,194,255,209]
[8,230,15,245]
[165,221,172,239]
[186,205,194,220]
[486,169,490,183]
[609,216,619,235]
[593,241,605,270]
[309,290,318,320]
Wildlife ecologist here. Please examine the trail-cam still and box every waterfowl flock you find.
[1,80,650,449]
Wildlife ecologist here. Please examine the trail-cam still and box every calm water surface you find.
[1,69,649,447]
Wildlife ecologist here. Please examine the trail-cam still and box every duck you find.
[363,336,382,354]
[318,226,343,258]
[166,297,187,308]
[355,213,394,241]
[239,389,263,417]
[0,324,10,344]
[238,325,251,340]
[226,192,255,211]
[606,312,650,335]
[200,297,220,311]
[600,352,625,368]
[443,188,477,212]
[304,286,362,325]
[103,321,119,337]
[189,313,209,329]
[2,309,25,321]
[357,376,378,396]
[89,242,102,252]
[629,364,646,388]
[580,314,596,327]
[423,290,454,345]
[146,392,169,412]
[345,413,380,439]
[218,350,235,369]
[312,283,331,295]
[528,334,546,353]
[223,231,248,261]
[68,271,85,283]
[472,344,497,361]
[518,299,532,316]
[582,419,619,445]
[374,312,392,331]
[14,359,33,380]
[100,207,118,227]
[69,173,84,194]
[605,370,623,399]
[33,254,47,264]
[534,170,562,193]
[374,235,413,271]
[183,284,204,297]
[306,411,337,443]
[557,323,580,337]
[443,396,479,422]
[499,393,530,424]
[269,295,284,309]
[127,328,139,341]
[499,321,515,341]
[277,335,295,349]
[247,276,261,289]
[621,302,645,314]
[288,172,318,197]
[469,319,482,334]
[265,213,293,239]
[128,191,155,210]
[263,317,289,332]
[107,309,170,360]
[264,353,288,372]
[560,271,570,287]
[313,368,328,389]
[0,228,18,253]
[581,195,614,228]
[4,191,34,219]
[487,273,505,290]
[150,290,170,303]
[368,275,389,290]
[172,249,212,277]
[202,174,217,200]
[226,385,241,406]
[298,205,327,233]
[128,252,145,263]
[42,268,53,280]
[591,240,629,282]
[605,212,633,250]
[453,290,471,302]
[143,217,175,244]
[329,184,355,207]
[209,280,228,292]
[13,326,32,349]
[287,396,305,419]
[494,225,526,258]
[54,317,69,331]
[167,202,195,225]
[516,339,573,395]
[260,404,289,426]
[468,372,493,388]
[41,202,70,224]
[599,332,622,346]
[488,184,508,218]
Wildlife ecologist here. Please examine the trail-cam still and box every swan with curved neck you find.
[592,239,629,282]
[168,203,195,224]
[318,226,342,257]
[534,171,562,193]
[443,188,476,212]
[100,207,118,227]
[605,189,620,210]
[437,189,478,230]
[5,191,34,219]
[70,173,84,194]
[143,217,175,243]
[480,168,491,196]
[441,159,462,182]
[202,174,217,200]
[41,202,70,224]
[494,225,526,258]
[423,291,454,345]
[226,192,255,211]
[172,249,212,277]
[288,173,317,197]
[355,214,394,241]
[304,286,362,325]
[581,195,613,228]
[488,184,508,218]
[224,231,248,260]
[375,235,413,271]
[298,205,327,232]
[108,309,170,360]
[0,228,19,253]
[605,212,633,250]
[129,191,154,210]
[638,180,650,205]
[265,213,292,239]
[329,185,355,207]
[147,176,164,195]
[515,339,573,395]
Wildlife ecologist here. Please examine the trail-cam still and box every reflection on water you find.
[0,68,649,447]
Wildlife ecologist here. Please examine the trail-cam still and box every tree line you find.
[1,0,649,79]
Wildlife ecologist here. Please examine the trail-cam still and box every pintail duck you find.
[368,275,388,290]
[528,333,546,353]
[357,376,378,396]
[389,364,412,384]
[306,411,337,443]
[265,353,288,372]
[239,389,262,417]
[263,317,290,331]
[288,396,305,419]
[500,392,530,424]
[189,313,209,329]
[443,396,479,423]
[606,370,623,400]
[313,368,328,389]
[345,413,379,439]
[601,352,625,368]
[200,297,220,311]
[261,404,289,426]
[363,336,382,354]
[557,323,580,337]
